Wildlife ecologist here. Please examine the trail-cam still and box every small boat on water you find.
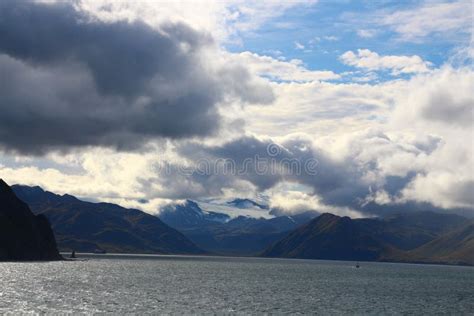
[355,262,360,268]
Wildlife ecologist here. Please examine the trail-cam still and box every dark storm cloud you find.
[0,1,273,154]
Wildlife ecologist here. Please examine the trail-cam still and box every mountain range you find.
[159,200,318,255]
[0,180,61,261]
[6,183,473,266]
[262,212,473,265]
[12,185,204,255]
[390,221,474,265]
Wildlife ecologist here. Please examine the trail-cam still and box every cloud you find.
[391,66,474,127]
[172,135,372,214]
[78,0,317,43]
[340,49,432,75]
[0,1,472,218]
[2,66,473,216]
[169,130,450,216]
[0,146,180,214]
[219,65,474,215]
[220,1,317,40]
[386,67,474,210]
[267,183,363,218]
[294,41,305,50]
[323,35,339,41]
[377,1,472,42]
[356,29,377,38]
[236,52,340,82]
[0,1,273,154]
[232,79,394,142]
[400,173,474,210]
[421,90,473,127]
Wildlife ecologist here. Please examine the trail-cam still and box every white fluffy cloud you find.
[340,49,432,75]
[387,67,474,210]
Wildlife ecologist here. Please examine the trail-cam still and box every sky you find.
[0,0,472,218]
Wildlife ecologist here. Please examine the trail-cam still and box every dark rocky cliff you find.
[0,179,61,261]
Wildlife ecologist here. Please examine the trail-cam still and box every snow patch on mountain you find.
[196,198,274,220]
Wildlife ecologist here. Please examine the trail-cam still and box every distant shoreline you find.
[59,252,474,268]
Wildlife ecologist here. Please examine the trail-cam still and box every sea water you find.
[1,254,473,314]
